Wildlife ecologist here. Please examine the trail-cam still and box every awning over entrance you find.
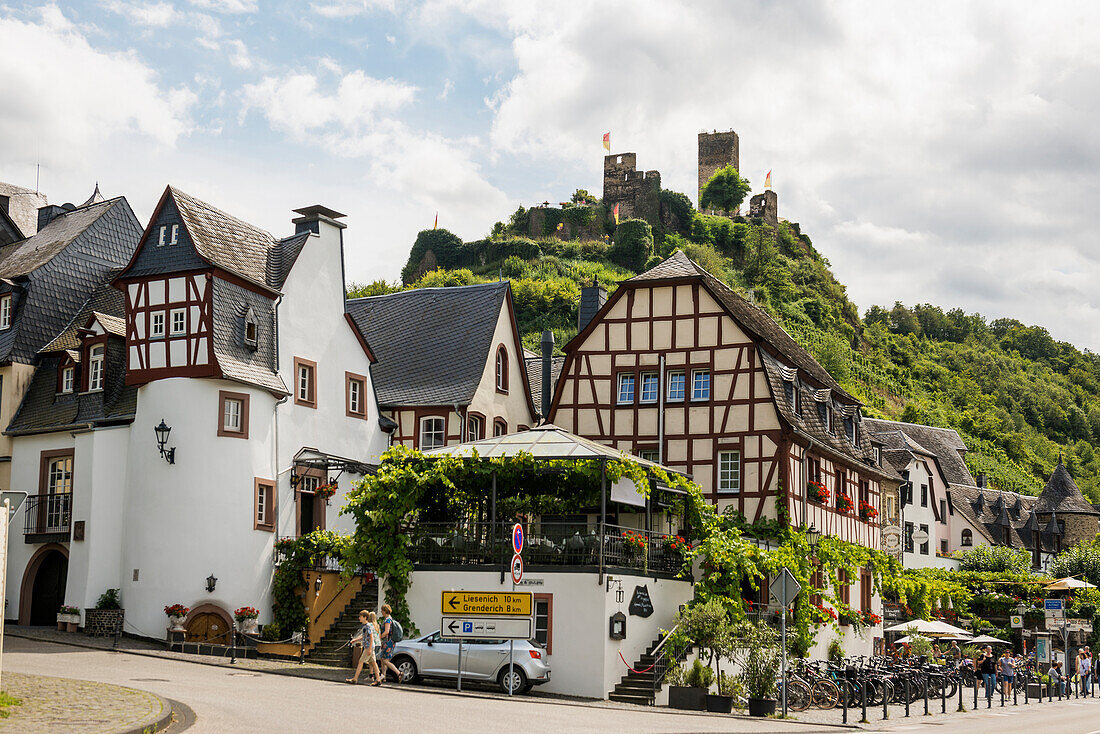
[292,447,374,476]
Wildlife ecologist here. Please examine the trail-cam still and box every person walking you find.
[979,645,997,700]
[999,649,1015,698]
[1079,648,1092,697]
[345,609,382,686]
[379,604,404,683]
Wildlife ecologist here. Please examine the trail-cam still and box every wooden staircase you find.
[305,583,379,667]
[608,631,690,706]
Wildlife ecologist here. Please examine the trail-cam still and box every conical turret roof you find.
[1034,462,1099,516]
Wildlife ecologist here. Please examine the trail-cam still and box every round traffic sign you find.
[511,553,524,584]
[512,523,524,554]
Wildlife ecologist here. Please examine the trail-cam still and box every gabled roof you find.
[346,282,511,408]
[39,277,125,353]
[862,418,974,486]
[168,186,279,290]
[949,485,1055,552]
[626,251,852,400]
[1034,462,1099,516]
[0,199,118,279]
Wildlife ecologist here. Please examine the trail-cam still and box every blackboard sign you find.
[629,585,653,617]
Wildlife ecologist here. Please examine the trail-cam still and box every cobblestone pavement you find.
[0,671,168,734]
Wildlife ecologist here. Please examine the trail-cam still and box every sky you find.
[3,2,1100,349]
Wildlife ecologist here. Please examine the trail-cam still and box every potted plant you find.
[84,589,124,638]
[836,493,854,515]
[737,620,780,717]
[234,606,260,634]
[315,483,337,503]
[57,605,81,632]
[620,530,648,559]
[666,660,706,711]
[709,670,740,713]
[164,604,189,632]
[675,659,713,710]
[858,501,878,521]
[807,481,829,504]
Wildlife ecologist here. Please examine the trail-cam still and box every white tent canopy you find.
[969,634,1012,646]
[884,619,970,637]
[1044,576,1097,591]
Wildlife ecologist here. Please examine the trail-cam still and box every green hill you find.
[351,190,1100,502]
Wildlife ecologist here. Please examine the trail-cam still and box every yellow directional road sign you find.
[441,591,532,616]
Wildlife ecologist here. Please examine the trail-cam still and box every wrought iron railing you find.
[23,493,71,540]
[406,521,690,576]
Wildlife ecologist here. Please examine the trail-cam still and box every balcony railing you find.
[406,522,690,577]
[23,493,72,543]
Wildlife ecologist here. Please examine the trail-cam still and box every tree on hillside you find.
[1049,538,1100,587]
[347,280,400,299]
[699,165,751,214]
[571,189,598,205]
[401,228,464,284]
[609,219,653,271]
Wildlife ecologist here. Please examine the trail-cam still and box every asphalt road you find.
[2,637,828,733]
[857,695,1100,734]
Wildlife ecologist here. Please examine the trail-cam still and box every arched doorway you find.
[19,545,69,625]
[184,604,232,645]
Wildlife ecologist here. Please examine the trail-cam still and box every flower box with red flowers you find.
[807,481,830,504]
[811,602,837,625]
[858,501,878,521]
[863,611,882,625]
[621,530,647,554]
[163,603,189,618]
[836,493,854,514]
[314,483,338,501]
[233,606,260,623]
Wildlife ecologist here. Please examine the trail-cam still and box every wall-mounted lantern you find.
[206,573,217,593]
[154,419,176,464]
[609,611,626,640]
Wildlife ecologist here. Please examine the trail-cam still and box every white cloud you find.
[225,38,252,69]
[385,33,396,44]
[99,0,180,27]
[0,5,196,167]
[188,0,257,13]
[439,78,453,100]
[309,0,395,19]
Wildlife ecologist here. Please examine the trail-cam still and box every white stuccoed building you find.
[5,187,390,640]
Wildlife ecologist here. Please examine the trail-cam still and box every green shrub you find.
[347,279,399,299]
[401,228,464,284]
[827,638,845,663]
[96,588,122,610]
[685,658,715,690]
[608,218,652,271]
[958,545,1032,574]
[409,268,481,289]
[500,256,529,279]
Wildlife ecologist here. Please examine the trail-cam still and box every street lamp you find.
[206,574,217,593]
[806,524,822,555]
[154,419,176,465]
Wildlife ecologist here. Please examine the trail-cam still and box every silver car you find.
[390,630,551,694]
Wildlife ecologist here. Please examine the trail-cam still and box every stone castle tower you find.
[697,130,739,205]
[602,152,661,226]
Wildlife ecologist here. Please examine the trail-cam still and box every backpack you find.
[388,618,404,643]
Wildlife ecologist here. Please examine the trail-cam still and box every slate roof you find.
[346,282,509,408]
[1034,463,1100,516]
[628,251,852,400]
[7,280,137,436]
[0,198,141,365]
[862,419,974,486]
[525,354,565,418]
[0,182,47,238]
[211,277,286,395]
[266,232,311,290]
[170,187,280,291]
[948,484,1057,552]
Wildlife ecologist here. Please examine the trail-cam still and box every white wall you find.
[468,300,536,433]
[900,457,955,570]
[405,568,693,699]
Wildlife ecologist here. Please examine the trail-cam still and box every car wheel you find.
[393,656,418,683]
[499,667,527,695]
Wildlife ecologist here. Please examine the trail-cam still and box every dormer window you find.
[795,388,803,416]
[816,402,828,430]
[0,294,11,330]
[60,366,74,394]
[873,445,881,465]
[244,308,258,350]
[88,345,104,391]
[783,380,795,407]
[844,416,856,445]
[157,226,166,246]
[169,224,179,245]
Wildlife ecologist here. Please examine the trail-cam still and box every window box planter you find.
[1027,682,1047,699]
[706,693,734,713]
[668,685,707,711]
[56,612,80,632]
[807,482,829,505]
[747,697,777,717]
[84,608,124,637]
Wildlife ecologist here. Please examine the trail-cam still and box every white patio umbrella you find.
[1045,576,1097,591]
[884,619,970,637]
[969,634,1012,646]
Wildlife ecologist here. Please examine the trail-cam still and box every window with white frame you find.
[420,416,446,450]
[638,449,659,462]
[495,347,508,393]
[294,357,316,407]
[151,311,165,338]
[169,224,179,245]
[223,397,243,433]
[617,373,635,404]
[494,418,507,437]
[347,377,363,416]
[466,414,484,441]
[0,294,11,330]
[667,371,685,401]
[170,308,186,336]
[639,372,659,403]
[255,479,274,531]
[61,366,74,394]
[718,451,740,493]
[691,369,710,400]
[157,226,166,246]
[88,345,105,391]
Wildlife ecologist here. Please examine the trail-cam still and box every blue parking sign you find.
[462,622,473,633]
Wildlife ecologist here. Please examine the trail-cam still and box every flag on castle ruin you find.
[602,132,610,152]
[613,203,620,224]
[764,170,772,189]
[433,212,438,229]
[556,222,564,231]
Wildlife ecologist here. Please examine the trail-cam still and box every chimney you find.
[540,329,555,423]
[291,204,347,236]
[977,473,987,489]
[577,282,607,332]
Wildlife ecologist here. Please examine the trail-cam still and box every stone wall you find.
[697,130,739,206]
[602,153,661,227]
[749,190,778,226]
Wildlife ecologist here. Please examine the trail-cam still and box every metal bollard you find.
[1013,680,1017,706]
[1058,678,1062,700]
[987,677,992,708]
[842,681,848,724]
[1001,679,1005,707]
[905,677,911,717]
[942,676,947,713]
[230,624,237,665]
[299,628,306,664]
[883,681,889,720]
[861,680,869,724]
[1024,675,1028,704]
[924,677,930,715]
[974,677,979,709]
[958,677,965,712]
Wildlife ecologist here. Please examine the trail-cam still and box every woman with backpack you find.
[379,604,404,683]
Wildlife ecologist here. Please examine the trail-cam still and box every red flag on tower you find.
[764,170,772,189]
[613,203,620,224]
[433,212,438,229]
[602,132,610,152]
